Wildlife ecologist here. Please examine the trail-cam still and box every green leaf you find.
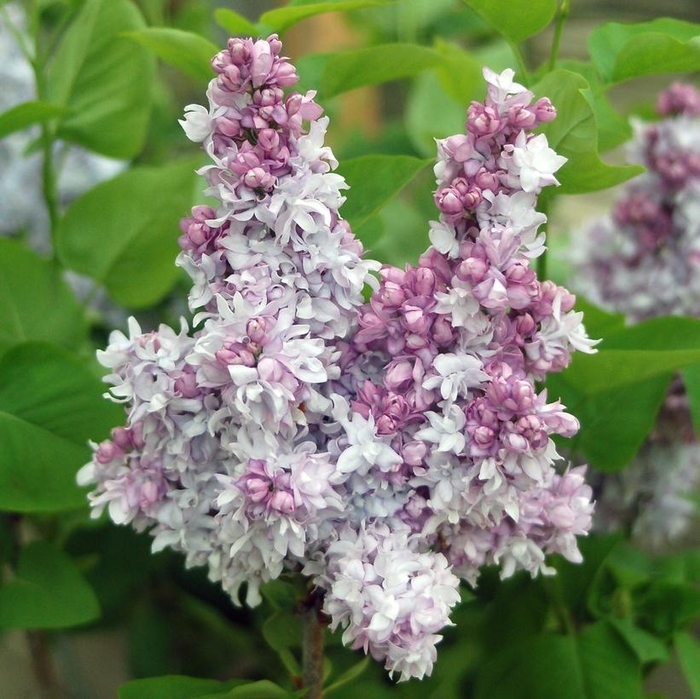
[682,363,700,436]
[675,631,700,699]
[461,0,557,43]
[319,44,445,99]
[225,681,295,698]
[609,618,669,664]
[474,623,643,699]
[534,70,643,194]
[588,19,700,85]
[124,28,218,82]
[56,159,199,308]
[0,101,67,140]
[337,154,432,229]
[325,657,370,694]
[0,342,122,512]
[0,239,87,358]
[213,9,258,37]
[47,0,155,158]
[0,541,99,629]
[119,675,241,699]
[262,610,303,676]
[547,359,671,470]
[557,60,632,152]
[261,0,396,35]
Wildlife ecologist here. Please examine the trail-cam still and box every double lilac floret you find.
[79,41,595,682]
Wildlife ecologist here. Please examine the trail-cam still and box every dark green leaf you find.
[548,364,670,470]
[0,239,87,358]
[56,159,199,308]
[474,623,643,699]
[0,101,67,140]
[609,618,669,664]
[0,342,122,512]
[262,609,303,676]
[47,0,155,158]
[119,675,242,699]
[337,154,432,229]
[553,534,622,617]
[123,28,218,82]
[462,0,557,43]
[0,541,99,629]
[634,582,700,637]
[675,631,700,699]
[261,0,397,35]
[325,657,370,694]
[319,44,444,99]
[589,19,700,85]
[534,70,643,194]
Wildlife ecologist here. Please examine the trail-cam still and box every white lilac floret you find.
[79,37,595,681]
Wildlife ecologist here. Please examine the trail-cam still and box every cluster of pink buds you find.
[79,39,595,681]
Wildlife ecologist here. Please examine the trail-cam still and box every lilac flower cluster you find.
[571,83,700,547]
[79,40,595,682]
[571,82,700,321]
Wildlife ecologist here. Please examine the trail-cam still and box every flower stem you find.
[301,589,326,699]
[548,0,570,73]
[27,630,62,699]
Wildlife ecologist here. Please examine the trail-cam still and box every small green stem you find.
[301,590,326,699]
[548,0,570,73]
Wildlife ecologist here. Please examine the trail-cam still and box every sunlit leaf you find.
[123,28,218,82]
[261,0,397,35]
[47,0,155,158]
[589,19,700,85]
[319,44,444,98]
[461,0,557,43]
[337,154,432,229]
[534,70,642,194]
[213,8,257,37]
[0,101,67,140]
[56,159,199,308]
[675,631,700,699]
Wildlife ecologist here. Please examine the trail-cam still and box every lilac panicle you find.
[80,40,595,682]
[571,82,700,547]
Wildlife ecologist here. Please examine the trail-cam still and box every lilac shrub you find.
[79,37,596,681]
[571,83,700,546]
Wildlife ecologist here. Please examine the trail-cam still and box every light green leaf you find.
[123,28,218,82]
[47,0,155,158]
[534,70,643,194]
[557,59,632,152]
[589,19,700,85]
[0,101,67,140]
[0,239,87,358]
[213,8,258,37]
[119,675,242,699]
[675,631,700,699]
[432,38,482,105]
[337,154,432,229]
[319,44,445,98]
[225,681,296,698]
[0,541,99,629]
[462,0,557,43]
[0,342,122,512]
[56,159,199,308]
[261,0,397,35]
